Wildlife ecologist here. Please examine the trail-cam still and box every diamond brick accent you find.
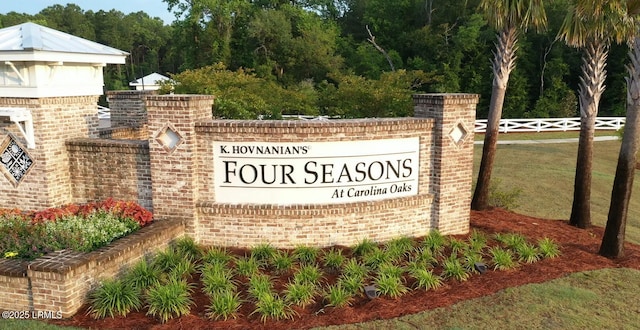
[0,135,33,186]
[449,122,468,145]
[154,123,184,153]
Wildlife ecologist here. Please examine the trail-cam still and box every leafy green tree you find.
[529,58,578,118]
[318,70,436,118]
[40,4,95,39]
[472,0,548,211]
[164,0,251,69]
[167,63,318,119]
[248,5,343,83]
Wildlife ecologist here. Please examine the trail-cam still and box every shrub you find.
[145,277,194,323]
[284,281,318,307]
[173,236,203,262]
[251,293,297,323]
[342,258,369,280]
[377,263,405,278]
[236,256,262,277]
[494,233,527,250]
[422,230,446,256]
[339,273,365,296]
[375,273,408,298]
[410,269,443,291]
[362,247,391,270]
[201,263,237,297]
[448,237,468,256]
[201,247,235,267]
[170,259,196,280]
[442,255,470,282]
[411,246,437,267]
[251,243,277,264]
[462,250,485,273]
[205,290,242,321]
[490,247,517,270]
[88,278,141,319]
[152,247,182,274]
[247,273,274,301]
[124,259,161,292]
[468,230,489,252]
[272,250,294,274]
[538,238,561,258]
[384,236,414,261]
[293,264,323,287]
[324,283,354,308]
[352,238,377,257]
[516,242,541,263]
[293,245,320,265]
[322,248,345,271]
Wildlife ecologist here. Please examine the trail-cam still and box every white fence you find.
[96,106,625,133]
[474,117,626,133]
[98,105,110,119]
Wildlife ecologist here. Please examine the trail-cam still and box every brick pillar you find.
[106,90,155,129]
[146,94,214,240]
[0,96,100,210]
[414,93,479,235]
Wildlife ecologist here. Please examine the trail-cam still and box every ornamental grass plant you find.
[251,293,297,323]
[324,283,354,308]
[205,290,242,321]
[145,276,195,323]
[124,259,162,293]
[86,230,561,323]
[88,278,142,319]
[538,238,561,258]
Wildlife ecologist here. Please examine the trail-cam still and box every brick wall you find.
[193,118,436,247]
[0,96,100,210]
[98,126,148,140]
[137,93,477,247]
[106,90,154,129]
[0,259,30,311]
[146,95,215,241]
[414,93,479,235]
[66,138,152,211]
[19,220,184,318]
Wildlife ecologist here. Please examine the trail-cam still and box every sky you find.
[2,0,175,24]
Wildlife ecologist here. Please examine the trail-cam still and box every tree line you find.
[0,0,629,119]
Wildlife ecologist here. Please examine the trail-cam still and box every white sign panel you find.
[213,137,419,205]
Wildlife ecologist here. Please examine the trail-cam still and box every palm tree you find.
[472,0,547,210]
[558,0,628,228]
[600,1,640,258]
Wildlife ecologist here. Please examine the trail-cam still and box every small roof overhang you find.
[129,73,173,87]
[0,22,128,64]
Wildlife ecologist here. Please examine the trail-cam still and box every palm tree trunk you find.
[569,42,608,228]
[570,115,596,228]
[600,37,640,258]
[472,25,518,210]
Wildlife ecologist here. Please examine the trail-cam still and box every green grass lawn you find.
[316,268,640,330]
[472,138,640,245]
[473,130,618,141]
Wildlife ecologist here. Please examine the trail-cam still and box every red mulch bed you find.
[49,208,640,330]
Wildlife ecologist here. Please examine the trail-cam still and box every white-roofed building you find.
[0,22,128,98]
[129,73,172,91]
